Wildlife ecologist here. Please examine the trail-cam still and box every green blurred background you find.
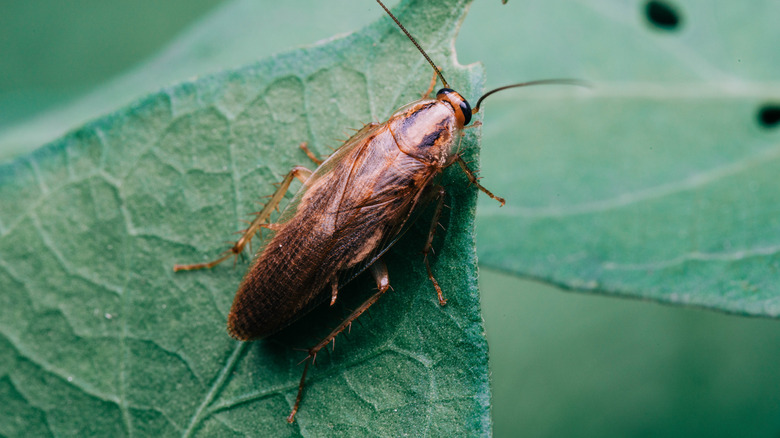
[1,1,778,436]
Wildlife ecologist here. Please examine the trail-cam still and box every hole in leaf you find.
[644,1,682,31]
[757,104,780,129]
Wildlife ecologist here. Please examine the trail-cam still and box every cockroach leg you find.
[455,156,506,207]
[421,68,439,99]
[173,166,313,272]
[422,186,448,306]
[463,120,482,130]
[287,360,310,423]
[287,259,391,423]
[329,276,339,306]
[299,142,324,165]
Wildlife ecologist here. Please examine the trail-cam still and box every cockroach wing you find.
[275,122,381,225]
[228,121,438,340]
[335,178,440,291]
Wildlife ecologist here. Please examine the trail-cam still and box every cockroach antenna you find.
[375,0,450,88]
[374,0,588,114]
[473,79,591,114]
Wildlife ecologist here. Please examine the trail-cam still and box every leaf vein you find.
[602,244,780,271]
[483,142,780,218]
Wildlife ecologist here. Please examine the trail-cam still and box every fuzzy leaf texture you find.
[0,0,491,436]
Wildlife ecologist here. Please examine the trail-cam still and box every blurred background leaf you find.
[2,0,780,437]
[470,1,780,316]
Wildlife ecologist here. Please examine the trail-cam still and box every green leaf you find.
[0,1,385,161]
[461,1,780,316]
[0,0,491,435]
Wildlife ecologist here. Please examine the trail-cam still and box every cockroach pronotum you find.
[174,0,581,422]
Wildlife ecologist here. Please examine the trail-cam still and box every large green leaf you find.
[5,0,780,436]
[461,1,780,316]
[0,0,491,435]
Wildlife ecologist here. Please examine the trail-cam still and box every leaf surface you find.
[0,0,491,435]
[460,1,780,316]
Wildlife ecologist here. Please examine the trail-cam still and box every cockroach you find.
[174,0,581,422]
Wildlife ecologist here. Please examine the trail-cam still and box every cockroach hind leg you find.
[455,156,506,207]
[329,277,339,306]
[287,359,311,423]
[172,166,313,272]
[287,259,391,423]
[421,185,448,306]
[425,255,447,306]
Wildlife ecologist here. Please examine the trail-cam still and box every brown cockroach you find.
[174,0,579,422]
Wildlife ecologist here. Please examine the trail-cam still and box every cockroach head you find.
[436,88,472,127]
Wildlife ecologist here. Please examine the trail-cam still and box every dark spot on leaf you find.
[757,104,780,129]
[644,1,682,31]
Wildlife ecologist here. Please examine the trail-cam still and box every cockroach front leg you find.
[421,69,439,99]
[173,166,312,271]
[288,260,391,423]
[455,156,506,206]
[422,185,448,306]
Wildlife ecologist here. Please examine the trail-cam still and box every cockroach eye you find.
[436,88,472,126]
[458,98,472,126]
